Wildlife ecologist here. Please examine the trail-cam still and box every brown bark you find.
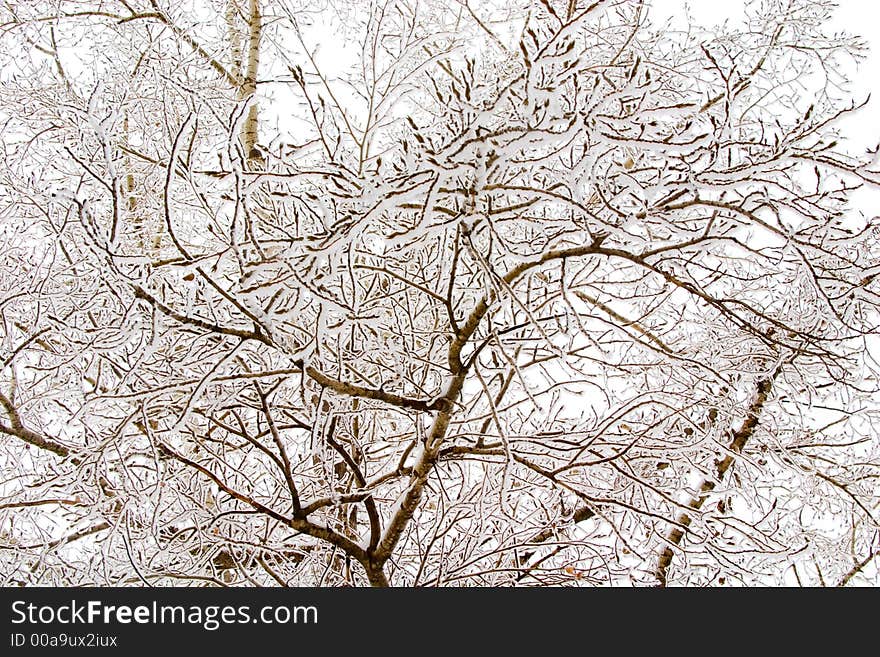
[655,374,779,586]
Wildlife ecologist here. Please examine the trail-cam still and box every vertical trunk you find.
[240,0,262,164]
[123,113,140,249]
[364,561,390,587]
[123,112,163,256]
[225,0,243,80]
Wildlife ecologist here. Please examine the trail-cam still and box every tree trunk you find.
[240,0,262,164]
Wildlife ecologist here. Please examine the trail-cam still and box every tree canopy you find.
[0,0,878,586]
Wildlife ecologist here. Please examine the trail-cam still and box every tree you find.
[0,0,878,587]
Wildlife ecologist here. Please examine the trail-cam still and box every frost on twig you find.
[0,0,878,587]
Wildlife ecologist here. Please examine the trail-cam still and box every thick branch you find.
[304,365,435,412]
[655,372,779,586]
[0,392,70,458]
[131,284,272,345]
